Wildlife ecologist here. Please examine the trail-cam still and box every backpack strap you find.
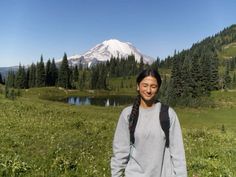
[160,104,170,148]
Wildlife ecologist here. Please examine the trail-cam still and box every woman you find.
[111,68,187,177]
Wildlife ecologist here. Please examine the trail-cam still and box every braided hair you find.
[129,68,162,145]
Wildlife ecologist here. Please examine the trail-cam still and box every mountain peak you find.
[68,39,155,67]
[102,39,132,46]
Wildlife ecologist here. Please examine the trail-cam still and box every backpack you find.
[129,103,170,148]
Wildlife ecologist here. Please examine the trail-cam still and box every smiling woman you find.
[137,75,159,108]
[110,68,187,177]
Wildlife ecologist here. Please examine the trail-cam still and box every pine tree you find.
[29,63,37,88]
[151,57,160,71]
[224,60,232,89]
[50,58,58,86]
[190,56,202,98]
[98,64,107,89]
[0,72,3,84]
[45,59,52,86]
[6,70,15,88]
[79,70,86,90]
[139,56,144,72]
[73,65,79,82]
[58,53,71,88]
[36,55,46,87]
[90,63,107,89]
[166,79,176,106]
[210,55,219,90]
[181,56,193,99]
[170,55,182,98]
[159,74,168,103]
[90,66,99,89]
[72,65,79,88]
[200,56,211,96]
[15,64,27,89]
[26,68,30,88]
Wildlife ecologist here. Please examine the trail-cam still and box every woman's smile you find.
[137,76,159,107]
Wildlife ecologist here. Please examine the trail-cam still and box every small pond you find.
[67,95,135,106]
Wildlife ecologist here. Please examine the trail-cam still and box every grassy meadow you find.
[0,86,235,177]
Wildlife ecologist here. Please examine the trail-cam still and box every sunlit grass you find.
[0,88,235,176]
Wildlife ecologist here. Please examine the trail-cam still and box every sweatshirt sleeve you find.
[168,108,187,177]
[111,108,130,177]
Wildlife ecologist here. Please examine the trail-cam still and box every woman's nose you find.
[147,86,151,93]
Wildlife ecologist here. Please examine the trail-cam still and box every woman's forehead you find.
[140,76,158,84]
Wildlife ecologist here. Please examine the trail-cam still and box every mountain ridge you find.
[66,39,155,67]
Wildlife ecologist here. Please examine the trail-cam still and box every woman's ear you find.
[136,84,140,92]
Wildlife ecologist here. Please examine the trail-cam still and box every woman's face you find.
[137,75,159,107]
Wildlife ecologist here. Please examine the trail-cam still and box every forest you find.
[1,25,236,107]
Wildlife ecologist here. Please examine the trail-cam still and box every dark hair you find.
[136,68,162,88]
[129,68,162,145]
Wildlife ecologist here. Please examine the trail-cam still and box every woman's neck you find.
[140,99,154,108]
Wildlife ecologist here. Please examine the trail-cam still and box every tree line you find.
[156,24,236,106]
[4,53,147,91]
[2,24,236,106]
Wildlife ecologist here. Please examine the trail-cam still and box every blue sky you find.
[0,0,235,67]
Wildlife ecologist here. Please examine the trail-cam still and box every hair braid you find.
[129,95,141,145]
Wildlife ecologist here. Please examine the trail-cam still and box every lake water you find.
[67,95,135,106]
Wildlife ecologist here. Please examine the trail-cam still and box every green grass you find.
[219,42,236,59]
[222,43,236,58]
[0,88,235,176]
[0,94,121,176]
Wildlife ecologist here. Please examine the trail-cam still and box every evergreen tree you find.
[166,79,176,106]
[90,63,107,89]
[79,70,86,90]
[90,66,99,89]
[4,84,9,98]
[15,64,27,89]
[200,56,211,95]
[158,74,168,103]
[139,56,144,72]
[36,55,46,87]
[29,63,37,88]
[210,55,219,90]
[0,72,3,84]
[190,56,202,98]
[224,60,232,89]
[73,65,79,82]
[181,56,193,99]
[6,70,15,88]
[58,53,71,88]
[170,55,182,98]
[50,58,58,86]
[45,59,52,86]
[26,68,30,88]
[151,57,160,71]
[72,65,79,88]
[99,64,108,89]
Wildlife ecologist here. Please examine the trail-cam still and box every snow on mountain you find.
[67,39,155,67]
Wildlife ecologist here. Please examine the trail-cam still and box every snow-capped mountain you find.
[67,39,155,67]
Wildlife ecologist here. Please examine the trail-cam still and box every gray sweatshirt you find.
[111,103,187,177]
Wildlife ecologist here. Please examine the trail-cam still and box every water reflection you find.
[67,96,134,106]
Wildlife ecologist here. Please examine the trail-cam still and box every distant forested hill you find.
[159,24,236,68]
[156,24,236,106]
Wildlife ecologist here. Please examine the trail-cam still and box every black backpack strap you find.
[160,104,170,148]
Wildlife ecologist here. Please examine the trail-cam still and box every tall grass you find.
[0,88,235,176]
